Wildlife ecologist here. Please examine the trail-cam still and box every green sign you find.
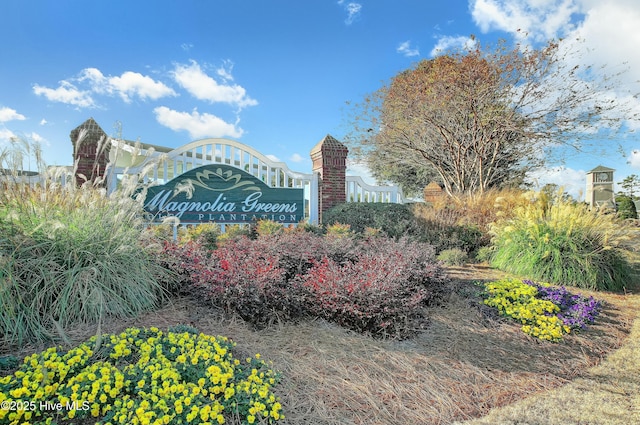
[143,164,304,224]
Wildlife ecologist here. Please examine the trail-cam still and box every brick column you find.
[70,117,110,187]
[310,135,348,224]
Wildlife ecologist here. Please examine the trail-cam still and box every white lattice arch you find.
[112,138,311,185]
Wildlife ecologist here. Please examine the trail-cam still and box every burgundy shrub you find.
[299,238,446,338]
[190,236,305,327]
[159,232,446,338]
[156,241,210,295]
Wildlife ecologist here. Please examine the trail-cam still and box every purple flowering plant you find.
[522,280,603,330]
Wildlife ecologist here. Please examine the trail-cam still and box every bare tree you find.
[346,38,639,197]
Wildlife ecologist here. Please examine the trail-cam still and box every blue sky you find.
[1,0,640,199]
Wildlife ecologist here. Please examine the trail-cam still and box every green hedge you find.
[322,202,486,254]
[322,203,418,239]
[616,195,638,220]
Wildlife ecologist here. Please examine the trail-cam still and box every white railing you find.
[346,175,403,203]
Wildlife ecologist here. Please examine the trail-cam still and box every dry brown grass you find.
[415,188,530,232]
[3,264,638,425]
[455,293,640,425]
[453,252,640,425]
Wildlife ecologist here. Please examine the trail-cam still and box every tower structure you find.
[70,117,110,187]
[310,135,348,223]
[586,165,615,208]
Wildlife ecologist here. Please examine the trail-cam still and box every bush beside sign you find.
[143,164,304,224]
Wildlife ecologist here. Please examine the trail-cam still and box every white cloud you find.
[0,128,17,141]
[154,106,243,139]
[216,60,235,82]
[338,1,362,25]
[34,67,176,108]
[562,1,640,89]
[430,35,478,56]
[526,166,586,200]
[470,0,581,43]
[266,154,281,162]
[108,71,177,103]
[79,67,176,103]
[0,107,26,123]
[397,41,420,57]
[33,81,95,108]
[78,67,108,92]
[0,129,47,146]
[39,118,47,126]
[468,0,640,88]
[27,132,44,142]
[173,61,257,109]
[468,0,640,135]
[628,149,640,168]
[25,132,49,146]
[289,153,305,163]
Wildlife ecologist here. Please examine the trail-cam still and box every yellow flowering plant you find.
[482,279,571,342]
[0,327,283,425]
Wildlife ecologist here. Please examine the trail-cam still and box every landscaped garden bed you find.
[1,159,638,425]
[2,261,637,425]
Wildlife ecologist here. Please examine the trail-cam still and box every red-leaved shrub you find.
[190,236,306,327]
[259,232,358,280]
[355,237,446,289]
[155,241,210,295]
[158,232,446,338]
[299,238,446,338]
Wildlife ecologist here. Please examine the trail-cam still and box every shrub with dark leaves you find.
[158,232,445,338]
[298,238,446,338]
[356,237,447,295]
[190,236,306,328]
[262,232,358,280]
[155,241,210,295]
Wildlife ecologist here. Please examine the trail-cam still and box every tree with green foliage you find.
[540,183,574,203]
[615,195,638,220]
[617,174,640,199]
[347,38,638,198]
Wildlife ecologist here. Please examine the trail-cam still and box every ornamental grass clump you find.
[490,191,637,291]
[0,135,168,345]
[482,278,603,342]
[0,327,283,425]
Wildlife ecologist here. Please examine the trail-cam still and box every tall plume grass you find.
[411,188,529,253]
[0,132,168,345]
[489,190,637,291]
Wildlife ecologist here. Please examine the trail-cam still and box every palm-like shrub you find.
[490,192,636,291]
[0,137,167,345]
